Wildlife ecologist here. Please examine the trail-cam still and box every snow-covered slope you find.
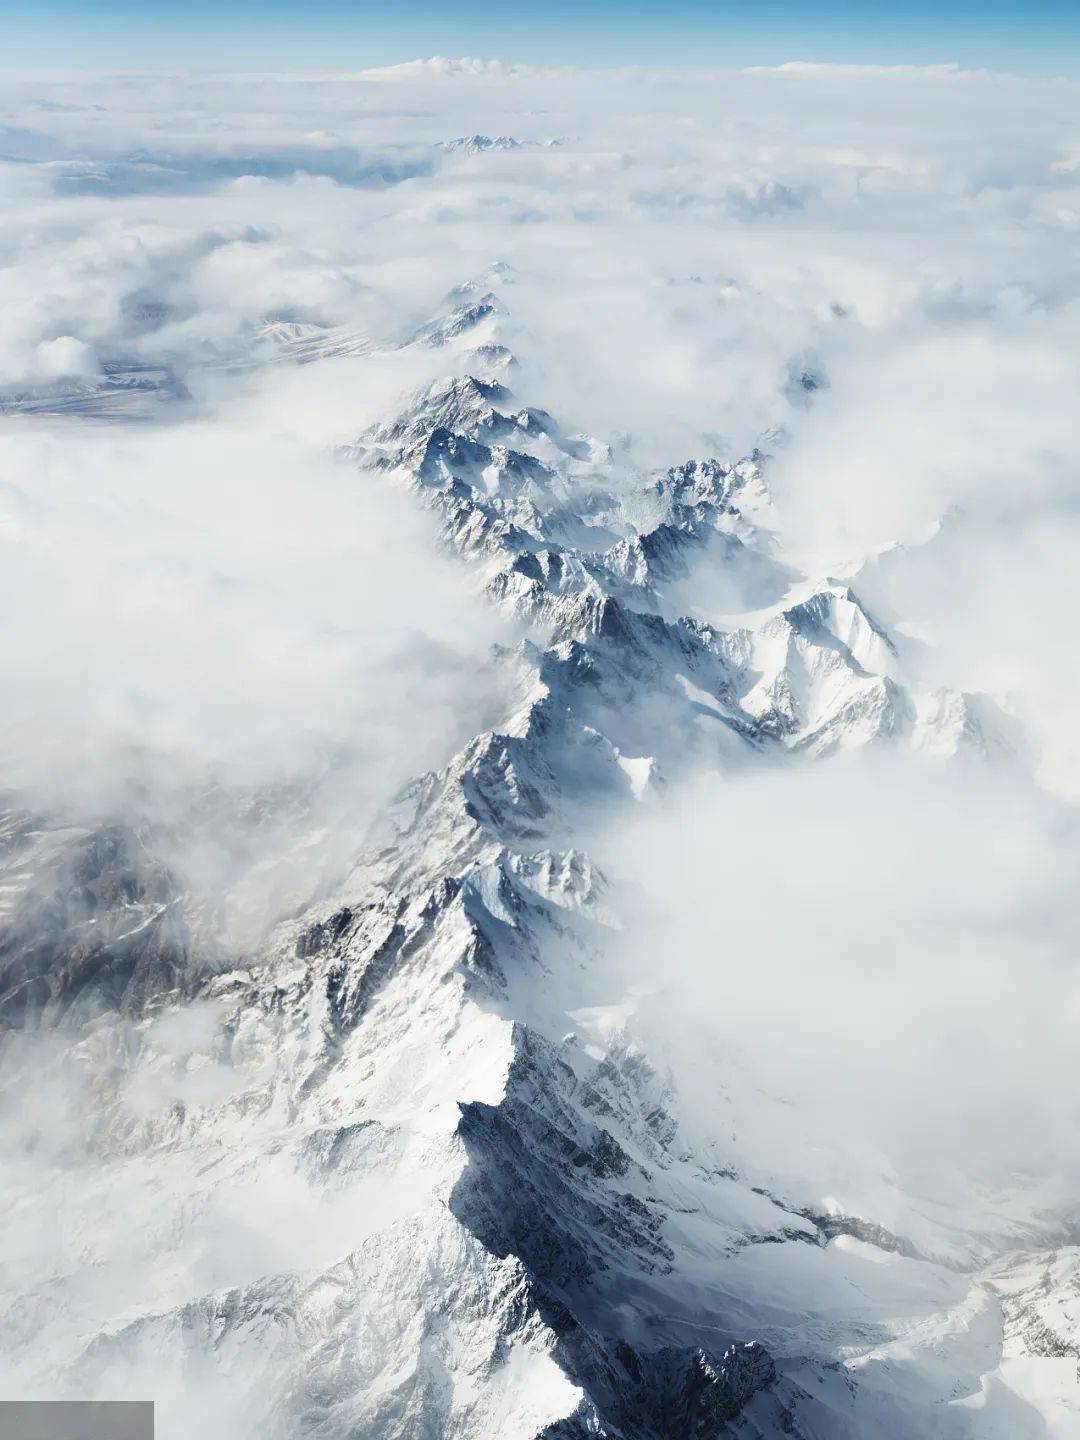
[0,280,1071,1440]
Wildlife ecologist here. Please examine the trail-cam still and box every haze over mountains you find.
[2,59,1080,1438]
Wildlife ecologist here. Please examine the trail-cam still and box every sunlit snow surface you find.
[1,60,1080,1439]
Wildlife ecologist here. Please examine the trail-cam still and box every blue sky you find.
[5,0,1080,74]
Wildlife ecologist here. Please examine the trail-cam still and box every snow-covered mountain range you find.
[2,267,1077,1440]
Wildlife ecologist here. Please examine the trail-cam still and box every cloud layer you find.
[1,59,1079,1070]
[600,755,1080,1248]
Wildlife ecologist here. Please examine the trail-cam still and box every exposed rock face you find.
[0,280,1062,1439]
[0,818,190,1028]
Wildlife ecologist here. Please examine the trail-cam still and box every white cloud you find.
[0,409,508,934]
[600,755,1080,1242]
[34,335,96,378]
[357,56,515,79]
